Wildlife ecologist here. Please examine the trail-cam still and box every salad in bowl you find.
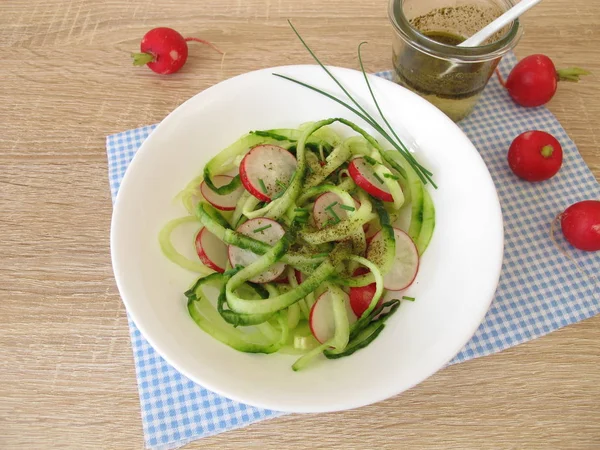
[159,118,434,370]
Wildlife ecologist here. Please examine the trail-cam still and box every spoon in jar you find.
[458,0,543,47]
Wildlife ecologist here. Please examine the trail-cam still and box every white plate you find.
[111,65,503,413]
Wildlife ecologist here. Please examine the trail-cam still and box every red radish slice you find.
[313,192,361,229]
[195,227,228,273]
[309,289,357,344]
[200,175,244,211]
[294,270,304,285]
[239,145,297,202]
[228,217,286,283]
[348,157,393,202]
[349,268,381,317]
[350,283,378,317]
[367,227,419,291]
[273,272,289,284]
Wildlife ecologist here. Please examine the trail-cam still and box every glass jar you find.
[388,0,522,122]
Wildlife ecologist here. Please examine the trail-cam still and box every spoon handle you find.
[459,0,542,47]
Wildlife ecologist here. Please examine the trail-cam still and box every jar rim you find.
[388,0,522,62]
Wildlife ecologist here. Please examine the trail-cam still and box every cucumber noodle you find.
[160,119,435,370]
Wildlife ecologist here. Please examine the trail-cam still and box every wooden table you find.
[2,0,599,448]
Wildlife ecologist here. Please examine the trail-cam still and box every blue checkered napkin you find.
[107,52,600,449]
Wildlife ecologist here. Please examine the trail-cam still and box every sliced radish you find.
[313,192,361,229]
[349,268,381,317]
[273,271,289,284]
[239,145,297,202]
[309,289,357,344]
[195,227,228,273]
[367,227,419,291]
[294,269,304,285]
[200,175,244,211]
[348,157,393,202]
[228,217,286,283]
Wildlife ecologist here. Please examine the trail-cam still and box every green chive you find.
[312,252,329,259]
[402,296,415,301]
[357,42,437,187]
[324,204,341,223]
[325,216,340,226]
[384,173,400,181]
[276,179,287,190]
[364,155,378,166]
[271,189,286,200]
[253,224,272,233]
[339,204,355,211]
[258,178,268,194]
[325,201,338,210]
[251,130,293,142]
[373,172,385,184]
[275,22,436,188]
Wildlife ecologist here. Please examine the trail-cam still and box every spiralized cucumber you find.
[159,216,213,275]
[385,150,424,241]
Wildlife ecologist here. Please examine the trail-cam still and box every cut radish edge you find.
[239,144,298,202]
[195,227,228,273]
[348,157,393,202]
[309,289,357,344]
[228,217,286,283]
[200,175,244,211]
[273,271,289,284]
[367,227,419,291]
[313,192,361,229]
[349,268,381,317]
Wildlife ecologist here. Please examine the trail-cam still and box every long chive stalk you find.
[357,42,435,183]
[273,20,436,188]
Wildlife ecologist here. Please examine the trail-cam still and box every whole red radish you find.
[501,54,590,107]
[560,200,600,252]
[131,27,222,75]
[507,130,562,182]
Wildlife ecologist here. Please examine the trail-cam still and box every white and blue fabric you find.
[106,53,600,449]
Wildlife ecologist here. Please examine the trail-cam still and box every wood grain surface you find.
[1,0,599,448]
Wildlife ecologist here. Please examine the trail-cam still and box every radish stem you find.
[556,67,591,82]
[131,52,155,66]
[495,68,506,87]
[541,145,554,158]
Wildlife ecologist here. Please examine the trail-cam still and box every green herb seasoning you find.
[324,202,341,224]
[258,178,268,194]
[363,155,378,166]
[253,224,272,233]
